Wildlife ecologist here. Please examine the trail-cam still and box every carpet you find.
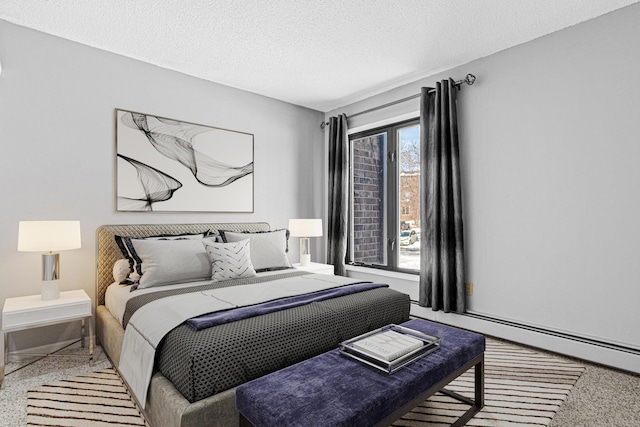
[26,368,147,426]
[394,338,586,426]
[26,339,584,427]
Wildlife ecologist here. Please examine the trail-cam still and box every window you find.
[349,119,420,272]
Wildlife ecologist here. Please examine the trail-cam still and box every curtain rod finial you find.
[465,74,476,85]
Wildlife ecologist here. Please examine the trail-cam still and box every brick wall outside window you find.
[352,134,385,264]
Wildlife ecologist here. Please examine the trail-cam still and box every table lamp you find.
[18,220,82,300]
[288,219,323,266]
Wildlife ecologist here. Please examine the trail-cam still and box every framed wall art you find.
[115,109,254,212]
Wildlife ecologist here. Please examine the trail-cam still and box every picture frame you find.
[115,109,254,212]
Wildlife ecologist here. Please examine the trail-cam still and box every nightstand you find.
[293,262,334,275]
[1,289,93,385]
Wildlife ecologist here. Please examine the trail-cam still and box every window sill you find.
[345,264,419,283]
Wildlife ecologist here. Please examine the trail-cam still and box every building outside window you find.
[349,119,420,272]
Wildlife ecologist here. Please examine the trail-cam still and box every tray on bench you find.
[339,324,440,373]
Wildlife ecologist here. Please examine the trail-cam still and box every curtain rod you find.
[320,73,476,129]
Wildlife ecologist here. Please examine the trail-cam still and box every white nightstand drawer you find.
[2,289,91,331]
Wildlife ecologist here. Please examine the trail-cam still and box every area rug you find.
[26,368,147,426]
[393,338,586,426]
[26,339,584,427]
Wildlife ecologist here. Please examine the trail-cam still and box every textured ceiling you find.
[1,0,638,111]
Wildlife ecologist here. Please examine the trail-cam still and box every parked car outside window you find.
[400,229,418,246]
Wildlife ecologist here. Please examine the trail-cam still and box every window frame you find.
[348,118,420,274]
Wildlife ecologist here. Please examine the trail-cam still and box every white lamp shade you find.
[18,221,82,252]
[288,219,323,237]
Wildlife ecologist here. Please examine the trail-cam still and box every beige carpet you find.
[26,339,584,427]
[394,338,585,426]
[26,368,147,426]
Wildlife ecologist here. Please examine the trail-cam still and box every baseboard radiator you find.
[461,311,640,356]
[409,301,640,373]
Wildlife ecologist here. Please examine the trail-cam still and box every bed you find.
[95,222,410,427]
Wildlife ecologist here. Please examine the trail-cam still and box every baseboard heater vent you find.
[410,303,640,357]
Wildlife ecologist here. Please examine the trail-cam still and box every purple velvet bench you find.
[236,318,485,427]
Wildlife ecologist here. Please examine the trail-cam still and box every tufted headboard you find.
[95,222,270,306]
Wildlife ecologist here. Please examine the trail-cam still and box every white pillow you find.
[202,239,257,282]
[219,229,292,272]
[115,231,214,279]
[131,237,216,289]
[112,259,131,283]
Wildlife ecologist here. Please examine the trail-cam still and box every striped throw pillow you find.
[203,239,257,282]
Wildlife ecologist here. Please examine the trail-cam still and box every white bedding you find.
[105,269,296,327]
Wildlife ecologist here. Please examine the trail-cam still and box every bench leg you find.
[374,352,485,427]
[239,413,254,427]
[441,355,484,427]
[475,356,484,408]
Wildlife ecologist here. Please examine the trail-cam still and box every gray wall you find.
[327,3,640,359]
[0,21,324,352]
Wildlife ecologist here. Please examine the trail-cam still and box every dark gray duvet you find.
[122,271,410,403]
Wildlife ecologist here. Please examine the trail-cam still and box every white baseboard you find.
[410,304,640,374]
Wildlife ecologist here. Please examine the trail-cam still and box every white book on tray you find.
[351,330,424,361]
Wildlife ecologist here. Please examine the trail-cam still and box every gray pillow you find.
[114,231,214,282]
[219,229,292,272]
[131,237,217,288]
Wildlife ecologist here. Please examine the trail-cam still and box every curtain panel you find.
[327,114,349,276]
[419,79,466,313]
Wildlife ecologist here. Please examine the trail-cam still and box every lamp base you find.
[299,237,311,266]
[41,280,60,300]
[300,253,311,266]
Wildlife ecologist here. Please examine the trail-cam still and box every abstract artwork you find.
[116,109,254,212]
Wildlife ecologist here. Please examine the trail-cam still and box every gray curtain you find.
[419,79,466,313]
[327,114,349,276]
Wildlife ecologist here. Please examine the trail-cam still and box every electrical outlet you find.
[465,282,473,296]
